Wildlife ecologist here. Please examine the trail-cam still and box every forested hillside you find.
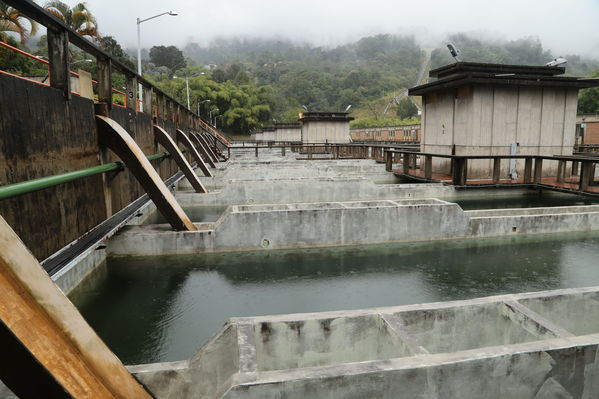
[181,34,599,131]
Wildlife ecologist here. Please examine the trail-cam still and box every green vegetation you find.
[578,69,599,114]
[1,0,598,133]
[0,2,37,44]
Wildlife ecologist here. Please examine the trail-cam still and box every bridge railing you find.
[384,149,599,193]
[2,0,230,146]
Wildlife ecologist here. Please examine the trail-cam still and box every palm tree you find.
[44,1,99,40]
[0,2,38,44]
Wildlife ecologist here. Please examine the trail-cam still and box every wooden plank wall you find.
[0,74,192,260]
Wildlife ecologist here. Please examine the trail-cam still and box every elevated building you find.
[409,62,598,178]
[299,112,354,144]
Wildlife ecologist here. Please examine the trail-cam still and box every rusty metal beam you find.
[154,126,207,193]
[96,115,196,231]
[0,216,153,398]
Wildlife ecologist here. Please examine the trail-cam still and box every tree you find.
[149,45,185,73]
[99,35,134,69]
[44,1,99,40]
[0,2,38,44]
[396,97,418,119]
[578,70,599,114]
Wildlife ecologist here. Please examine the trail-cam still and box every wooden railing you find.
[2,0,230,147]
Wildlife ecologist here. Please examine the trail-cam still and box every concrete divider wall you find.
[129,287,599,399]
[108,198,599,257]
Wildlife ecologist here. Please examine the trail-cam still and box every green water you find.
[71,232,599,365]
[450,191,599,210]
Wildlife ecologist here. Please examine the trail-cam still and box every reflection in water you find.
[71,232,599,364]
[450,191,599,210]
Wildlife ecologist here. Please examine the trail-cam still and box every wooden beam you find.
[176,129,212,177]
[125,75,137,111]
[452,157,468,186]
[424,155,433,180]
[523,158,533,183]
[96,115,196,231]
[47,28,70,99]
[143,86,153,115]
[0,216,153,398]
[492,158,501,183]
[154,126,207,193]
[96,57,112,115]
[533,158,543,184]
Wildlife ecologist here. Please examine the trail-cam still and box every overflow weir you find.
[3,2,599,398]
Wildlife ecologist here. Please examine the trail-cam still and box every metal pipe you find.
[0,152,169,201]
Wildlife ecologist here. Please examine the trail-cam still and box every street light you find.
[173,75,191,109]
[136,10,178,109]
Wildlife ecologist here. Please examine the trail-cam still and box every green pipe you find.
[146,151,169,161]
[0,152,170,201]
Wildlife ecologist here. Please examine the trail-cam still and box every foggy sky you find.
[51,0,599,57]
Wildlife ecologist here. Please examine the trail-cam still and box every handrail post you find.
[523,158,533,183]
[557,160,566,183]
[47,27,70,99]
[96,57,112,115]
[143,86,153,115]
[125,74,137,111]
[452,157,467,186]
[424,155,432,180]
[533,158,543,183]
[492,158,501,183]
[579,161,595,191]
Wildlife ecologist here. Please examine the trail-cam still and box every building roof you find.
[298,112,354,122]
[409,62,599,96]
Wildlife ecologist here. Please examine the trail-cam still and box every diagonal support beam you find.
[96,116,196,231]
[195,132,219,164]
[190,132,217,168]
[153,126,207,193]
[0,216,153,398]
[176,129,212,177]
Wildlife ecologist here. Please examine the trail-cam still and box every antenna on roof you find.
[447,43,461,62]
[545,57,567,67]
[344,104,352,112]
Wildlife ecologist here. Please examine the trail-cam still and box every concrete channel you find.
[36,148,599,398]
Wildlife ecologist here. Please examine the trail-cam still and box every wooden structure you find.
[384,149,599,195]
[409,62,599,179]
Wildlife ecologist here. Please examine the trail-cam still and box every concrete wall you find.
[302,120,351,143]
[274,127,301,142]
[0,74,186,259]
[106,199,599,256]
[422,86,578,178]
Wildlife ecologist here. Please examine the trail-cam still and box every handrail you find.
[0,152,170,201]
[0,40,129,106]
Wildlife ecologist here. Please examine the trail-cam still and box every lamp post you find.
[136,11,178,110]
